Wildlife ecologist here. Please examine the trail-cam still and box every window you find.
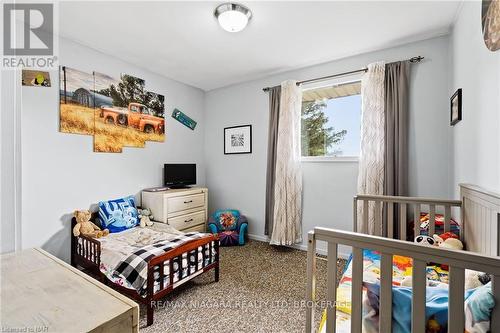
[301,80,361,161]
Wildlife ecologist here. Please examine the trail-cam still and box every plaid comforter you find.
[114,232,210,291]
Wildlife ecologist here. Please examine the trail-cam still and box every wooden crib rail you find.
[353,194,462,240]
[306,228,500,333]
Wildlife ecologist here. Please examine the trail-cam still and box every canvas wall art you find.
[482,0,500,51]
[59,66,165,153]
[22,70,51,87]
[59,66,95,135]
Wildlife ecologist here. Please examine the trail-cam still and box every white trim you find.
[15,68,22,251]
[301,76,363,92]
[247,233,350,258]
[301,156,359,163]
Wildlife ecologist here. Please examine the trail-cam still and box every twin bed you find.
[71,213,219,326]
[306,184,500,333]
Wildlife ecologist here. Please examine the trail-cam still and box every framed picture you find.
[224,125,252,154]
[450,88,462,126]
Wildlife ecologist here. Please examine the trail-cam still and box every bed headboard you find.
[460,183,500,256]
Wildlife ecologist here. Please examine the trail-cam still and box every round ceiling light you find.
[214,3,252,33]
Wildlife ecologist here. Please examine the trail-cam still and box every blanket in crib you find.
[322,249,494,333]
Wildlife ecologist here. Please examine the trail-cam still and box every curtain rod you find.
[262,56,424,92]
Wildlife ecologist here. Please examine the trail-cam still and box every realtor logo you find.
[3,3,53,55]
[2,2,57,69]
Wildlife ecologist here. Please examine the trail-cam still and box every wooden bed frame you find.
[70,214,220,327]
[306,183,500,333]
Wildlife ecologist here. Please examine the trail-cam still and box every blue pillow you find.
[98,195,139,233]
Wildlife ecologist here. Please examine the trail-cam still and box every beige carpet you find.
[139,240,345,332]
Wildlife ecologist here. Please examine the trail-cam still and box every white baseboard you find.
[247,233,350,259]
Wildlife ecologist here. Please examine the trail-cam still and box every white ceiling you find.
[59,1,461,91]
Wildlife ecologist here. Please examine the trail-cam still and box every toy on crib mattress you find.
[414,235,436,246]
[414,232,463,250]
[433,233,463,250]
[138,208,154,228]
[73,210,109,238]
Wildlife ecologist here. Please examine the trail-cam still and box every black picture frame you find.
[450,88,462,126]
[224,125,252,154]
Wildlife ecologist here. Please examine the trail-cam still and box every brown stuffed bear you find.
[73,210,109,238]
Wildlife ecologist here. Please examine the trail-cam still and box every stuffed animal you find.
[138,208,154,228]
[414,235,436,246]
[433,233,463,250]
[465,270,485,290]
[73,210,109,238]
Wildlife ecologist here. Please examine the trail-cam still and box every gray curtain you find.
[384,61,410,238]
[265,87,281,236]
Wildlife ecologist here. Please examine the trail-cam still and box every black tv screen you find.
[164,164,196,188]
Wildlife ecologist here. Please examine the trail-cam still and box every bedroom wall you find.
[204,36,452,254]
[449,1,500,195]
[16,37,206,261]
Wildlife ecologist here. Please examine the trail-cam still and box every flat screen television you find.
[164,164,196,188]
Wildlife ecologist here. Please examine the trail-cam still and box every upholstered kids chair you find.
[208,209,248,246]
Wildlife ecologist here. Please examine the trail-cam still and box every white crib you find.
[306,183,500,333]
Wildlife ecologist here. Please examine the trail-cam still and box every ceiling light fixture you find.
[214,3,252,33]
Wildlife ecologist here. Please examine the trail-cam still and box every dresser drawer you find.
[167,193,205,214]
[168,211,206,230]
[182,224,207,233]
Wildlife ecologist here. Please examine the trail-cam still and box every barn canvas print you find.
[59,67,165,153]
[59,66,95,135]
[93,73,165,152]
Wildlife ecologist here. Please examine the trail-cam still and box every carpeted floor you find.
[139,240,345,332]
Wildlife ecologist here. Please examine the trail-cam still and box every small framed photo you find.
[450,88,462,126]
[224,125,252,154]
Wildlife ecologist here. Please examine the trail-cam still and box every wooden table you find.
[1,248,139,332]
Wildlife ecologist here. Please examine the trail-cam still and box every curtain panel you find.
[270,80,303,245]
[265,86,281,236]
[384,61,410,237]
[357,62,386,235]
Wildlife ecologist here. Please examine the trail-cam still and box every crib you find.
[306,183,500,333]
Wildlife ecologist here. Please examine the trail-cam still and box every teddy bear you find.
[73,210,109,238]
[138,208,154,228]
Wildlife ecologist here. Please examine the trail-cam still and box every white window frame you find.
[300,74,362,163]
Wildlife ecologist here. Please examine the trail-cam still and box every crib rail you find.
[353,194,462,240]
[306,227,500,333]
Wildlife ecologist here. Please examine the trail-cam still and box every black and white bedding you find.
[94,224,215,295]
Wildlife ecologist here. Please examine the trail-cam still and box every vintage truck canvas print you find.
[59,66,95,135]
[59,67,165,153]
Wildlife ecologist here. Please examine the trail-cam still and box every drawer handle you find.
[184,200,193,204]
[185,218,194,223]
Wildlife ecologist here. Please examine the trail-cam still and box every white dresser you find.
[141,187,208,232]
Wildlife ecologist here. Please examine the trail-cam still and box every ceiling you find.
[59,1,461,91]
